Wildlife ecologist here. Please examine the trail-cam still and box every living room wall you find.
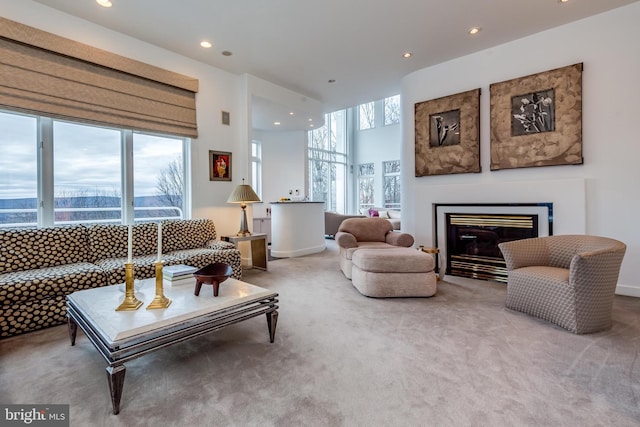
[253,129,307,217]
[2,0,251,238]
[401,3,640,295]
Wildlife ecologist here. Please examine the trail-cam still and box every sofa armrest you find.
[498,238,550,270]
[335,231,358,248]
[208,240,236,250]
[385,232,414,247]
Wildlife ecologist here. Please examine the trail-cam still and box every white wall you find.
[1,0,249,238]
[401,3,640,295]
[253,129,307,219]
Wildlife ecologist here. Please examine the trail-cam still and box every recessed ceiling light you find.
[308,118,313,122]
[469,27,481,35]
[560,0,569,3]
[222,51,232,56]
[402,52,412,59]
[200,41,212,48]
[309,124,314,128]
[273,122,281,126]
[96,0,112,7]
[289,112,294,116]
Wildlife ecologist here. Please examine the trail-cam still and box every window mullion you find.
[38,117,54,227]
[122,130,134,224]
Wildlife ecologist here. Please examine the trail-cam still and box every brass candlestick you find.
[146,261,172,309]
[116,262,143,311]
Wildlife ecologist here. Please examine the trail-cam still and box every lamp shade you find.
[227,179,261,204]
[227,179,261,236]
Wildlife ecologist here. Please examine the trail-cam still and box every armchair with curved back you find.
[498,235,626,334]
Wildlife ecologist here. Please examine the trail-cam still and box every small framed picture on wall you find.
[209,150,232,181]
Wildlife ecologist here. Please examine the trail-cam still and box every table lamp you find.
[227,178,261,236]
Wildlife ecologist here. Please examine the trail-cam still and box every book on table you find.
[162,264,198,279]
[163,275,196,288]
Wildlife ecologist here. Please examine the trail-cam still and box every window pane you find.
[0,112,37,227]
[134,133,184,221]
[308,112,347,212]
[53,121,122,225]
[358,163,374,209]
[358,102,375,130]
[251,140,262,198]
[384,95,400,126]
[383,160,401,209]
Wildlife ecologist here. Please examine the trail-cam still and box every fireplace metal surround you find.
[434,203,553,283]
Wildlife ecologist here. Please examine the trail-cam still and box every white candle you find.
[127,224,133,263]
[157,222,162,262]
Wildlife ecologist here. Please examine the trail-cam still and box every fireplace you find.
[434,203,553,283]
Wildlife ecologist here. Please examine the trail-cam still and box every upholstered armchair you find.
[498,235,626,334]
[335,217,414,279]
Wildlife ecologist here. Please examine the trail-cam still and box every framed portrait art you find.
[414,88,481,176]
[209,150,232,181]
[490,63,583,170]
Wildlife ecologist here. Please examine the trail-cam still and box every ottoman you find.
[351,248,437,297]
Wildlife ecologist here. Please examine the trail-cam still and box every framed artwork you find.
[490,63,583,170]
[415,88,481,176]
[209,150,232,181]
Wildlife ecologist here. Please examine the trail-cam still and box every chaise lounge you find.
[335,217,437,297]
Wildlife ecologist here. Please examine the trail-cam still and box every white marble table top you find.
[67,278,276,344]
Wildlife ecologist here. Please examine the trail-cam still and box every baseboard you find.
[615,284,640,297]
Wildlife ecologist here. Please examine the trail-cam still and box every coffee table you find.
[66,277,278,414]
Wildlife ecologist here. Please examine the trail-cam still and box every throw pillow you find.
[368,208,379,217]
[378,210,389,219]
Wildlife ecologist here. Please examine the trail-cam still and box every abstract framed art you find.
[490,63,583,170]
[414,88,481,176]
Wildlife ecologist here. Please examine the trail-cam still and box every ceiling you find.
[32,0,639,130]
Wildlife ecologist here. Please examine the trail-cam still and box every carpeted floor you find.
[1,239,639,426]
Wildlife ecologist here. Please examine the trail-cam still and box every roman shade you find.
[0,17,198,138]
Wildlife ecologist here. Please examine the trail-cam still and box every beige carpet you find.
[1,239,639,426]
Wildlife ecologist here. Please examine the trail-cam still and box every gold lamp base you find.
[147,261,172,310]
[116,262,143,311]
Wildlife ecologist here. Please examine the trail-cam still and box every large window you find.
[308,110,347,213]
[0,109,188,228]
[383,160,401,209]
[133,133,185,221]
[358,163,375,211]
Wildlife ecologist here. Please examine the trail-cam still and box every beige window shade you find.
[0,17,198,138]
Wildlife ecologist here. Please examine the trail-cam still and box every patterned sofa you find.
[0,219,241,338]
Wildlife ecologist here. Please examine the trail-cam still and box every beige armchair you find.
[335,218,414,279]
[498,235,626,334]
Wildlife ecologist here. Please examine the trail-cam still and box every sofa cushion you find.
[1,296,68,338]
[162,219,217,252]
[94,254,157,286]
[0,225,89,274]
[87,222,159,261]
[0,262,107,305]
[352,248,434,273]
